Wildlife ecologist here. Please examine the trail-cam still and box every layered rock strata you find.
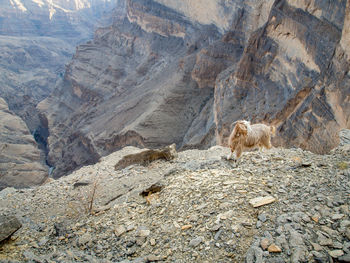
[0,0,120,187]
[0,98,47,190]
[39,0,349,178]
[0,0,118,123]
[214,0,350,154]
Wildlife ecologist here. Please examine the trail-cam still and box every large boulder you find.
[0,215,22,242]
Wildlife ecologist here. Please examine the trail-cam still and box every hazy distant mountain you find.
[0,0,119,188]
[0,0,119,113]
[0,0,118,38]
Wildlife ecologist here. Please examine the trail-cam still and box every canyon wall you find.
[37,0,350,179]
[0,0,119,188]
[215,0,349,154]
[0,0,117,37]
[0,98,47,189]
[0,0,118,121]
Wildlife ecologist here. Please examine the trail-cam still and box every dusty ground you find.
[0,143,349,262]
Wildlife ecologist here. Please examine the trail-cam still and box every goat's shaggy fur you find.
[227,120,276,161]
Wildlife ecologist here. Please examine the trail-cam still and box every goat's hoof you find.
[224,156,237,162]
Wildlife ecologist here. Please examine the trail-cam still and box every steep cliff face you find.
[0,0,119,188]
[214,0,349,154]
[0,36,73,132]
[0,0,117,126]
[38,0,349,179]
[39,0,223,177]
[0,98,47,190]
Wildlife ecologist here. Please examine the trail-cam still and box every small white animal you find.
[227,120,276,161]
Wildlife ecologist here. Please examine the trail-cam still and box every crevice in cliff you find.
[272,86,313,129]
[32,114,53,170]
[180,89,215,150]
[6,98,52,172]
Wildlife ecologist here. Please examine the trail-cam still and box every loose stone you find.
[268,244,282,253]
[260,238,270,250]
[249,196,276,208]
[181,224,192,230]
[189,236,203,247]
[78,232,92,246]
[115,225,127,237]
[311,242,323,251]
[258,213,267,223]
[0,215,22,242]
[329,250,344,258]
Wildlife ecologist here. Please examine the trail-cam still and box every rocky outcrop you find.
[154,0,275,33]
[34,0,350,179]
[114,143,177,170]
[0,215,22,242]
[0,98,47,190]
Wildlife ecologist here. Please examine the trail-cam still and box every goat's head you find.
[233,120,249,138]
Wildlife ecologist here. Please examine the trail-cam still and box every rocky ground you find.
[0,138,349,262]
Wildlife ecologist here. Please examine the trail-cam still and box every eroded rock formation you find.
[38,0,349,179]
[0,98,47,190]
[0,0,120,187]
[214,0,350,154]
[0,0,118,133]
[114,143,177,170]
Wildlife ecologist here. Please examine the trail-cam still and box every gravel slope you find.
[0,142,349,262]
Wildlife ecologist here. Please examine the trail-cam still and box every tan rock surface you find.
[0,98,47,189]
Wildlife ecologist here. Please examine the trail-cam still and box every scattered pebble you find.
[268,244,282,253]
[0,146,349,263]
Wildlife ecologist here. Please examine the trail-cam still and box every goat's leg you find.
[227,141,238,160]
[227,150,235,160]
[234,146,243,164]
[236,145,243,158]
[263,136,273,149]
[256,144,263,158]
